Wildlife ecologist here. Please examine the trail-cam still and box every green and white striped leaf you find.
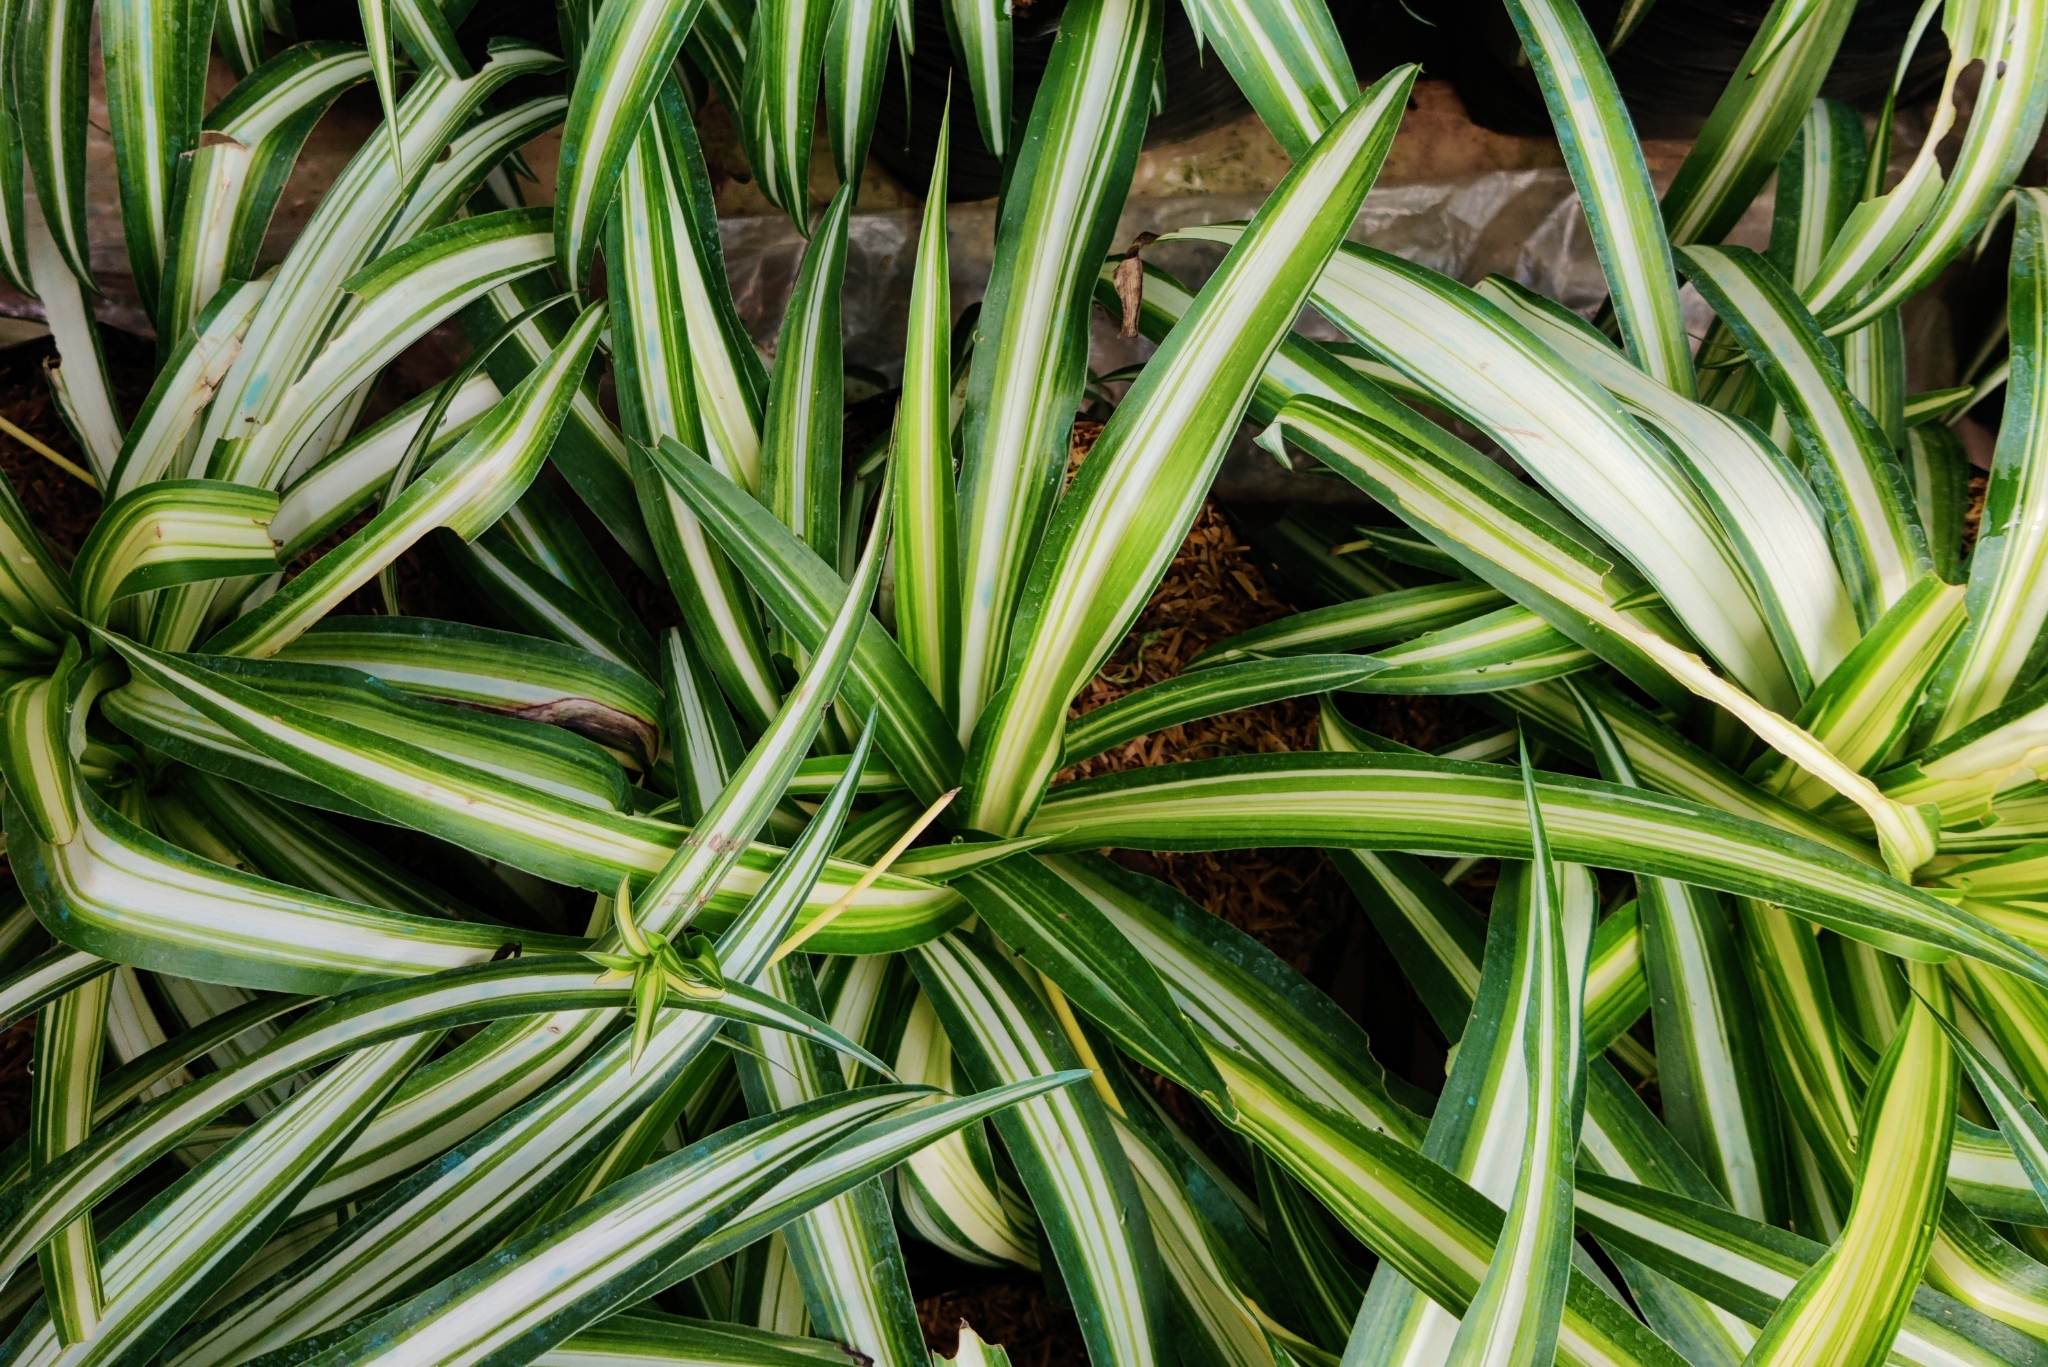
[164,729,889,1362]
[1026,752,2045,983]
[641,438,963,804]
[157,43,373,341]
[191,41,562,494]
[1925,1010,2048,1221]
[1678,243,1931,623]
[1500,676,1867,860]
[458,275,655,577]
[28,972,109,1346]
[1739,909,2048,1341]
[1503,0,1693,395]
[1349,848,1596,1365]
[108,281,271,498]
[1064,654,1384,764]
[218,208,557,498]
[0,0,31,291]
[85,641,952,943]
[270,368,497,561]
[360,0,407,177]
[1321,720,1740,1360]
[390,0,466,78]
[276,615,661,762]
[1660,0,1856,247]
[6,1033,433,1364]
[1088,252,1385,449]
[167,768,487,923]
[13,0,92,286]
[441,515,660,678]
[1804,0,2048,330]
[21,186,124,483]
[910,930,1164,1365]
[953,854,1227,1108]
[942,1327,1015,1365]
[1227,1064,1683,1367]
[738,0,833,223]
[892,105,961,715]
[1843,306,1908,451]
[103,654,633,817]
[760,184,853,566]
[408,104,571,250]
[1114,1090,1291,1363]
[172,523,885,1347]
[1755,574,1966,807]
[1878,682,2048,828]
[824,0,895,183]
[662,632,747,818]
[554,0,709,284]
[646,91,769,492]
[0,946,107,1033]
[206,299,606,659]
[0,461,75,646]
[0,959,885,1333]
[1923,188,2048,740]
[610,79,781,731]
[1744,981,1955,1364]
[1190,582,1505,669]
[7,773,571,989]
[1905,425,1972,583]
[1344,607,1593,696]
[314,1076,1079,1364]
[892,990,1041,1269]
[1255,1152,1365,1354]
[2,672,75,826]
[1572,682,1783,1223]
[537,1312,853,1365]
[1573,1172,2048,1366]
[965,68,1417,833]
[100,0,210,315]
[3,662,564,993]
[684,0,754,117]
[1216,234,1794,709]
[952,0,1161,733]
[1476,273,1856,691]
[1051,852,1423,1145]
[72,482,279,626]
[1,0,2042,1354]
[943,0,1011,157]
[731,957,926,1365]
[3,980,298,1163]
[1267,396,1941,878]
[1441,746,1590,1366]
[1179,0,1355,161]
[1768,98,1866,292]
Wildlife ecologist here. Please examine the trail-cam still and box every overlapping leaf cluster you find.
[0,0,2046,1360]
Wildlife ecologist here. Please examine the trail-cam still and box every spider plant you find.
[1,0,2047,1360]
